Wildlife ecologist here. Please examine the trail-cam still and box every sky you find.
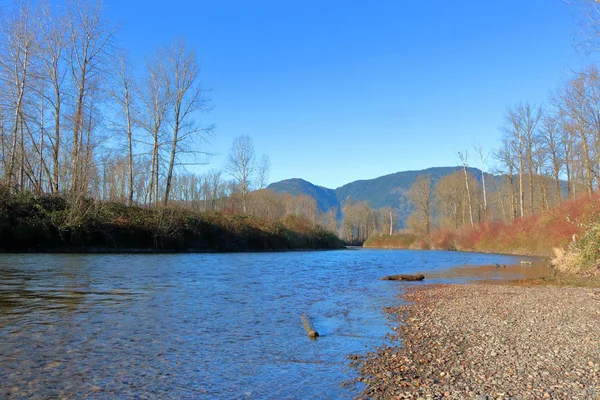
[102,0,590,189]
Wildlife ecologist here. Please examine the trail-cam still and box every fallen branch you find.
[380,274,425,281]
[301,314,319,339]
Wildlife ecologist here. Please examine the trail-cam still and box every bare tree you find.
[67,0,116,194]
[256,154,270,190]
[379,206,396,235]
[36,0,67,193]
[0,0,36,189]
[474,144,488,221]
[495,138,519,221]
[574,0,600,54]
[225,135,255,213]
[163,39,213,205]
[110,50,137,203]
[555,72,595,196]
[434,171,465,229]
[139,47,168,206]
[341,200,379,243]
[406,175,433,234]
[458,152,475,227]
[521,103,542,214]
[539,113,565,204]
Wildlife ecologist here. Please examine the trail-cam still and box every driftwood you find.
[301,314,319,339]
[380,274,425,281]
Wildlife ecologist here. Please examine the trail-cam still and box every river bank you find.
[351,284,600,399]
[0,192,343,252]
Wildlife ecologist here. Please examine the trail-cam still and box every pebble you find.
[350,284,600,399]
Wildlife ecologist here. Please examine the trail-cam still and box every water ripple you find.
[0,250,545,398]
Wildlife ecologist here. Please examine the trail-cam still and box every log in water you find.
[301,314,319,339]
[380,274,425,281]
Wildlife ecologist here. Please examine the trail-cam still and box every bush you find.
[0,191,344,252]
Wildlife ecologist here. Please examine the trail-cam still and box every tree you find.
[539,113,564,205]
[256,154,270,190]
[474,144,488,221]
[434,171,465,229]
[163,39,212,205]
[555,71,595,196]
[0,0,36,189]
[67,0,116,194]
[406,175,433,234]
[110,50,137,203]
[225,135,255,213]
[341,200,379,243]
[139,47,168,206]
[379,206,396,235]
[458,152,475,226]
[319,206,338,234]
[36,0,68,193]
[574,0,600,54]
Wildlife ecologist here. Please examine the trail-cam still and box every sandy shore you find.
[351,284,600,399]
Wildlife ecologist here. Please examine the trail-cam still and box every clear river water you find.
[0,249,548,399]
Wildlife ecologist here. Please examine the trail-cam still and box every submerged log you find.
[301,314,319,339]
[380,274,425,281]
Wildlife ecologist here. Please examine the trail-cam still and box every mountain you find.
[335,167,484,209]
[267,167,569,228]
[267,167,489,226]
[267,178,340,213]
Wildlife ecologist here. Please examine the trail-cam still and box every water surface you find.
[0,249,547,398]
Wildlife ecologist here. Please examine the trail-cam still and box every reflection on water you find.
[0,250,549,399]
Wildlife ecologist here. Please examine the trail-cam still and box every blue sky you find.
[104,0,588,189]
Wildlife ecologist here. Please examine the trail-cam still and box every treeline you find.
[343,65,600,244]
[404,65,600,235]
[0,0,221,205]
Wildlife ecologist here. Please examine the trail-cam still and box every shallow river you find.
[0,249,548,399]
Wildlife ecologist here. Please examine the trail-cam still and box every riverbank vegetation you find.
[365,194,597,255]
[365,182,600,278]
[0,187,342,252]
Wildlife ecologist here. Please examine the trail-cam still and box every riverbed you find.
[0,249,547,399]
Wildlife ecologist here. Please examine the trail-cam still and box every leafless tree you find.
[139,47,168,205]
[555,71,595,196]
[0,0,37,189]
[458,152,475,227]
[495,138,519,220]
[225,135,255,213]
[67,0,116,194]
[110,50,137,203]
[35,0,68,192]
[407,174,433,234]
[474,144,488,221]
[539,112,565,204]
[256,154,270,190]
[163,39,213,205]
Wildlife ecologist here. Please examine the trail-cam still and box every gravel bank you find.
[351,284,600,399]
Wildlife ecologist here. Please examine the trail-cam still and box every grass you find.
[518,274,600,288]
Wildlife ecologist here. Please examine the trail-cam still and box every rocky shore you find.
[350,284,600,399]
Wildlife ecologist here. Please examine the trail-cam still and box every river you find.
[0,249,548,399]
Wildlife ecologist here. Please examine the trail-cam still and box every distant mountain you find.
[267,167,490,227]
[335,167,484,209]
[268,167,569,229]
[267,178,339,214]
